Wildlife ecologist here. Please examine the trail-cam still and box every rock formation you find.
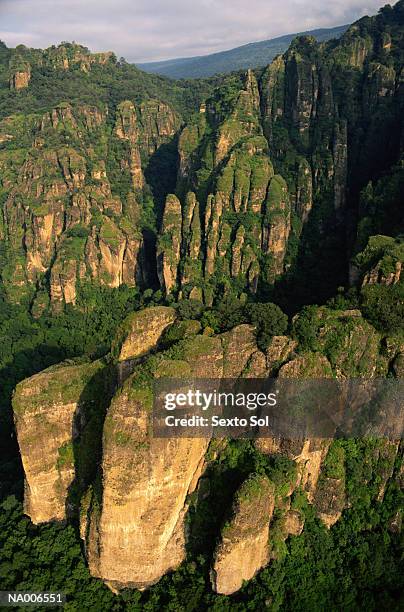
[211,474,275,595]
[5,1,404,599]
[12,302,403,591]
[13,358,115,523]
[0,99,179,308]
[1,7,403,307]
[112,304,176,375]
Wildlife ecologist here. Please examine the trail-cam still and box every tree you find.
[247,302,288,351]
[360,284,404,334]
[176,298,204,320]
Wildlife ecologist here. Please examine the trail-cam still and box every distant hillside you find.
[138,24,349,78]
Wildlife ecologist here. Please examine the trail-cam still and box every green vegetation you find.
[1,437,403,610]
[361,283,404,335]
[138,25,348,79]
[0,43,215,122]
[248,302,288,350]
[56,442,74,469]
[0,1,404,608]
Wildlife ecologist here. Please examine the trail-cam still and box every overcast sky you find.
[0,0,389,63]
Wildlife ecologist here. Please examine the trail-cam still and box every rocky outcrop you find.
[296,307,388,377]
[44,44,115,72]
[112,306,176,362]
[211,474,275,595]
[260,37,349,222]
[12,358,113,524]
[157,195,182,293]
[284,38,319,147]
[13,303,403,591]
[256,349,333,517]
[9,68,31,90]
[165,7,404,301]
[221,324,258,376]
[84,321,260,589]
[114,99,180,192]
[9,43,115,84]
[84,377,208,590]
[158,136,291,296]
[50,257,86,307]
[353,235,404,287]
[265,335,297,373]
[0,98,180,306]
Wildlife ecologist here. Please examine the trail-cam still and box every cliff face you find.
[0,99,180,309]
[84,379,209,590]
[12,358,115,523]
[155,9,403,302]
[1,6,402,308]
[160,70,293,298]
[13,303,402,592]
[211,474,275,595]
[9,68,31,90]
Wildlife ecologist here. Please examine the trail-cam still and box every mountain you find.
[1,10,402,312]
[0,1,403,609]
[137,24,349,78]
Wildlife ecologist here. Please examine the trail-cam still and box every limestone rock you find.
[211,474,275,595]
[157,195,182,293]
[112,306,176,362]
[12,359,112,524]
[85,374,209,589]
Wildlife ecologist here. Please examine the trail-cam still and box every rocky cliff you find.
[8,43,116,92]
[211,474,275,595]
[0,98,180,310]
[13,358,116,523]
[1,3,402,309]
[12,302,403,592]
[155,7,403,302]
[4,0,404,603]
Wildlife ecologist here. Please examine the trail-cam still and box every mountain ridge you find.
[137,24,349,78]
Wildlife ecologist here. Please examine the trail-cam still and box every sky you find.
[0,0,389,63]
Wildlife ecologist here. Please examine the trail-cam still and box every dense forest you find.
[0,1,403,610]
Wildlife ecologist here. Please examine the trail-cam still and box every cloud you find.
[0,0,388,63]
